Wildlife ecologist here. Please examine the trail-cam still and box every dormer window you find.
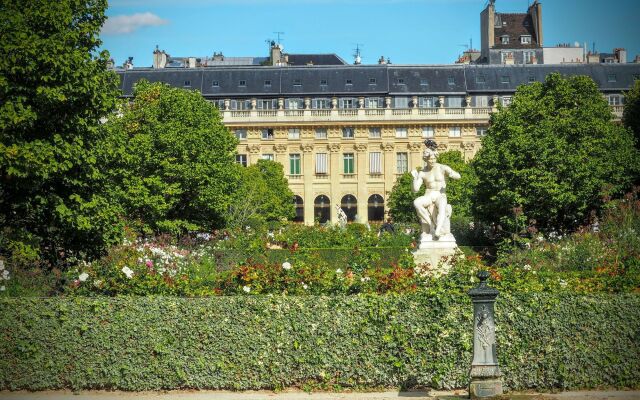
[369,78,377,84]
[264,80,271,87]
[239,80,246,87]
[320,79,328,86]
[345,79,353,85]
[501,35,510,45]
[293,79,301,87]
[397,78,405,84]
[184,80,191,87]
[520,35,532,44]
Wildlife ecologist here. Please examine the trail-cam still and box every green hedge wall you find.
[1,293,639,391]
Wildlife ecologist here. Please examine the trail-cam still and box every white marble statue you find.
[335,204,348,228]
[411,140,461,245]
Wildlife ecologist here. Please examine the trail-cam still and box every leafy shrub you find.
[1,293,639,391]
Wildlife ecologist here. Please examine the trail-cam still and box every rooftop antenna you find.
[353,43,363,65]
[273,31,284,45]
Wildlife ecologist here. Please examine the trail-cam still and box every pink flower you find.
[146,260,154,268]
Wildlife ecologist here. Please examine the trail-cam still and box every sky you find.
[101,0,640,67]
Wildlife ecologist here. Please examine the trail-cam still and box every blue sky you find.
[102,0,640,67]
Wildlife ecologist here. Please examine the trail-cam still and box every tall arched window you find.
[340,194,357,222]
[293,195,304,223]
[314,195,331,223]
[368,194,385,222]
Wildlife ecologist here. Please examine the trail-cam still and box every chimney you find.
[528,0,543,47]
[587,52,599,64]
[187,57,196,68]
[378,56,387,65]
[480,0,495,60]
[614,48,627,63]
[123,57,134,70]
[153,46,167,68]
[270,41,283,66]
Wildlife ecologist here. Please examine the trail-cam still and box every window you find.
[445,96,463,108]
[393,97,409,108]
[520,35,532,44]
[365,97,383,108]
[396,153,408,174]
[449,127,461,137]
[320,79,328,86]
[261,128,275,140]
[230,99,251,110]
[523,51,535,64]
[238,80,246,87]
[501,75,511,84]
[528,75,536,83]
[501,35,509,44]
[476,127,488,136]
[184,80,191,87]
[369,152,382,174]
[261,154,274,161]
[340,195,357,222]
[420,79,429,86]
[293,79,302,87]
[285,98,303,109]
[607,74,617,83]
[343,153,355,174]
[293,196,304,223]
[608,95,622,106]
[397,78,405,84]
[315,128,328,139]
[236,154,247,167]
[264,80,272,87]
[476,75,486,84]
[212,80,219,87]
[418,96,436,108]
[288,128,300,139]
[474,95,489,107]
[342,127,355,139]
[501,51,514,64]
[257,99,277,109]
[289,154,301,175]
[339,98,357,109]
[213,99,225,109]
[422,126,434,138]
[395,127,408,138]
[315,153,328,174]
[369,127,381,138]
[501,96,512,107]
[312,98,331,109]
[369,78,377,84]
[368,194,384,222]
[314,195,330,223]
[234,129,247,140]
[345,79,353,85]
[447,76,455,86]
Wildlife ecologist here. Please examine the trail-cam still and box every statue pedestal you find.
[412,234,458,276]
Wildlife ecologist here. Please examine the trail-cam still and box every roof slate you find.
[493,13,539,49]
[117,64,640,98]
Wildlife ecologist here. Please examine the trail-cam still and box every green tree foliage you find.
[0,0,122,263]
[225,160,295,228]
[387,151,475,223]
[99,81,240,235]
[472,73,640,233]
[623,79,640,150]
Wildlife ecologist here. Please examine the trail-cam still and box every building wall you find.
[543,47,584,64]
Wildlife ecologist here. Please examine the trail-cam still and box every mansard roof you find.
[117,63,640,98]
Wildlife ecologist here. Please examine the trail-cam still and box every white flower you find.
[0,259,4,270]
[302,282,308,290]
[559,279,568,288]
[524,242,531,249]
[336,268,343,274]
[121,266,134,279]
[78,272,89,282]
[361,276,371,282]
[1,270,9,280]
[243,285,251,293]
[93,279,103,287]
[0,285,4,291]
[282,262,292,270]
[523,264,532,271]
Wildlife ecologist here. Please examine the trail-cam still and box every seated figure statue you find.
[411,140,461,243]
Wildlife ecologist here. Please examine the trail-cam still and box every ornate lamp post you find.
[468,270,503,399]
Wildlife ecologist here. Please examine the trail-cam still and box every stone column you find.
[328,143,341,224]
[468,270,503,399]
[301,143,315,225]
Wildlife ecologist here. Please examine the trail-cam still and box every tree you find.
[623,79,640,150]
[225,160,295,229]
[387,151,475,223]
[472,73,640,234]
[0,0,122,263]
[99,81,240,235]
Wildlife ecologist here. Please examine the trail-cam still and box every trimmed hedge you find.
[1,293,639,391]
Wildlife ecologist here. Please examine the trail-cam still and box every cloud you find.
[102,12,169,35]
